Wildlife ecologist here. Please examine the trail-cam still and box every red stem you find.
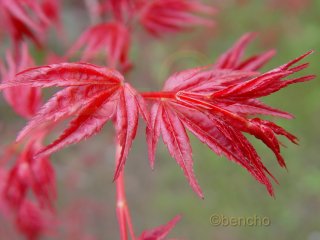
[140,91,176,100]
[115,144,136,240]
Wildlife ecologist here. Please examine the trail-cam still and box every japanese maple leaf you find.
[137,0,216,37]
[139,215,181,240]
[67,22,132,72]
[0,63,149,181]
[0,0,60,48]
[0,44,41,119]
[145,34,314,197]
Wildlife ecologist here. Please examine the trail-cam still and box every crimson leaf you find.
[0,63,149,181]
[146,34,314,196]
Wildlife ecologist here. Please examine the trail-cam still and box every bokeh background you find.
[0,0,320,239]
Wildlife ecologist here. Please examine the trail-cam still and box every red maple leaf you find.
[144,34,314,197]
[0,63,149,181]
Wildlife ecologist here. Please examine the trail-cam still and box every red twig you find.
[115,144,136,240]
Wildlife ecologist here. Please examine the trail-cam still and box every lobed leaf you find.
[147,35,313,196]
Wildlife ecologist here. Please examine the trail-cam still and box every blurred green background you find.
[1,0,320,239]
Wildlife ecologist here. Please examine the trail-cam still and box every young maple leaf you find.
[0,63,149,181]
[145,34,314,197]
[137,0,216,37]
[67,22,132,72]
[0,0,60,48]
[139,215,181,240]
[0,44,41,119]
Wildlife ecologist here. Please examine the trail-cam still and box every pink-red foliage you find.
[137,0,216,36]
[1,63,149,182]
[109,0,135,21]
[0,134,56,239]
[0,34,314,199]
[0,44,41,119]
[3,136,56,210]
[67,22,132,71]
[0,0,60,48]
[0,0,314,238]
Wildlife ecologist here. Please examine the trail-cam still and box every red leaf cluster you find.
[67,22,132,71]
[0,135,56,239]
[137,0,216,36]
[72,0,215,69]
[0,0,60,48]
[0,0,315,239]
[0,34,314,198]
